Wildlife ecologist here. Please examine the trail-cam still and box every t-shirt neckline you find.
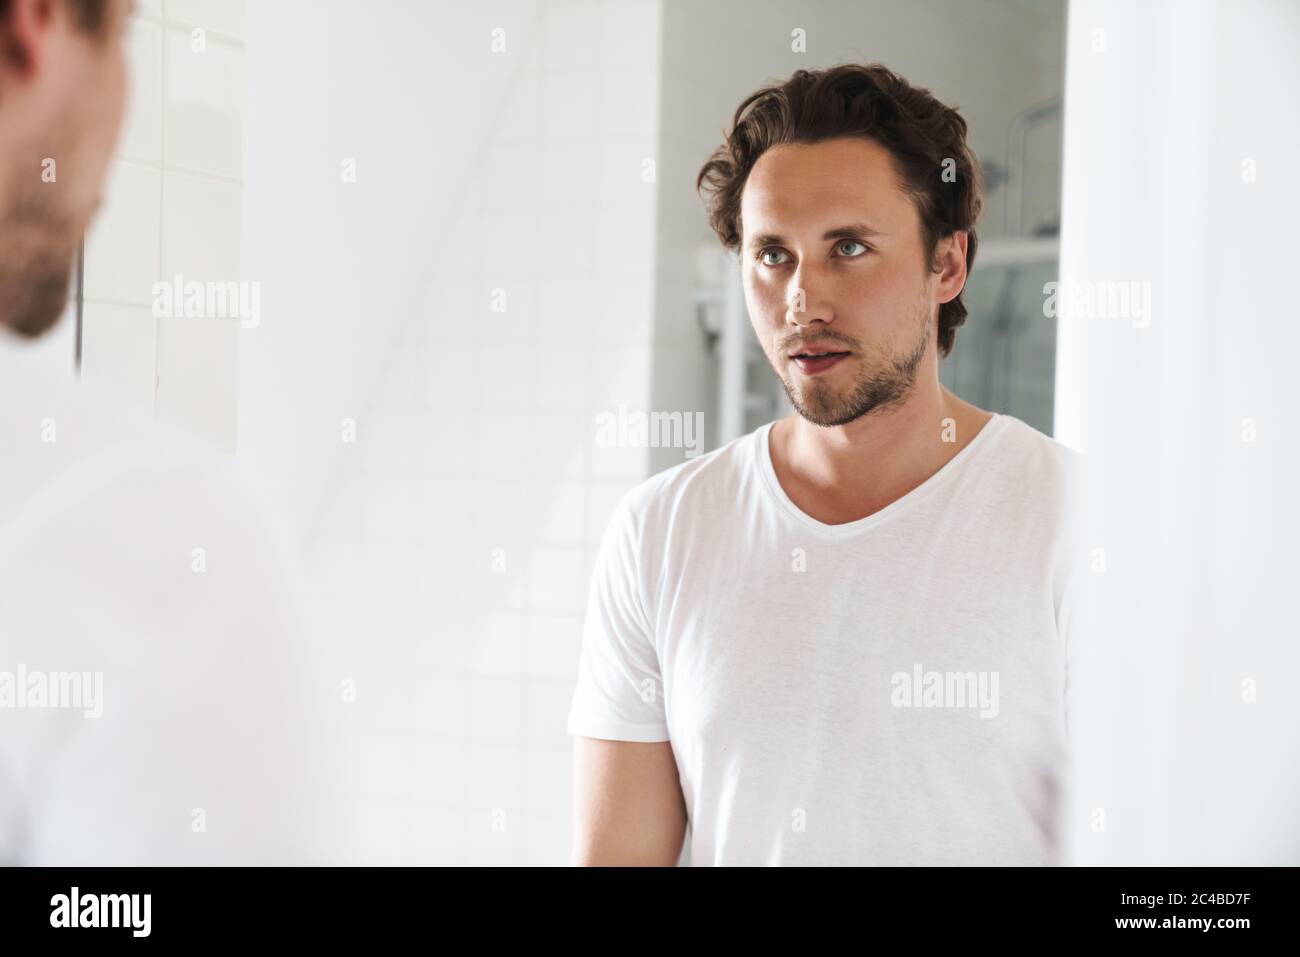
[754,412,1009,538]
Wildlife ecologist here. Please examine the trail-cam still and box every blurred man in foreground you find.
[0,0,339,864]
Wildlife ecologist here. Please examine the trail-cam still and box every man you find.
[0,0,339,864]
[568,64,1082,866]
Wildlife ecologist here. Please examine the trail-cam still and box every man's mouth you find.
[789,348,851,375]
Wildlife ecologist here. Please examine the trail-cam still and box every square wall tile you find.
[526,615,582,679]
[84,160,161,306]
[155,315,238,449]
[161,170,241,283]
[469,678,523,741]
[165,0,246,40]
[541,74,600,144]
[540,1,603,75]
[79,302,157,410]
[165,27,245,178]
[600,0,660,77]
[118,18,162,163]
[529,547,586,613]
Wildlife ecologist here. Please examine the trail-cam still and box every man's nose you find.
[785,266,833,326]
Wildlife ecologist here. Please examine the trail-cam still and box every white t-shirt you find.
[567,412,1084,866]
[0,333,342,865]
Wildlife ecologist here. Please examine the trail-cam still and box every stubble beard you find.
[0,191,80,339]
[775,296,933,428]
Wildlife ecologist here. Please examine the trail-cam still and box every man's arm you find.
[571,737,687,866]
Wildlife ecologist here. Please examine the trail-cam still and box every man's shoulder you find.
[0,340,292,586]
[987,415,1087,562]
[990,413,1084,490]
[0,336,223,495]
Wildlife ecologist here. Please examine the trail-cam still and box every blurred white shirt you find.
[0,330,341,865]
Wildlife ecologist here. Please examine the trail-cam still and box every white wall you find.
[1057,0,1300,865]
[239,0,538,541]
[81,0,247,450]
[238,0,665,864]
[77,0,668,868]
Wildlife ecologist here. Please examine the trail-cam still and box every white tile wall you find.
[163,25,245,178]
[294,0,665,864]
[116,19,162,164]
[160,170,242,280]
[79,303,157,407]
[165,0,247,40]
[80,0,247,451]
[77,0,666,864]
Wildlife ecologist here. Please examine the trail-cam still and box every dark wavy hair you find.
[0,0,109,35]
[697,63,983,358]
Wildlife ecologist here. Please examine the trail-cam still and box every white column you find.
[1057,0,1300,864]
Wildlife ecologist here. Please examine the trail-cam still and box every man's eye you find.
[834,239,869,257]
[758,248,790,266]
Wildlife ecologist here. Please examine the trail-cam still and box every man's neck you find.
[772,381,992,525]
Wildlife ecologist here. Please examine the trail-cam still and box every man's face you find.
[0,0,130,338]
[739,135,941,427]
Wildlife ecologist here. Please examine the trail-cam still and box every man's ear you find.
[1,0,57,76]
[934,231,969,305]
